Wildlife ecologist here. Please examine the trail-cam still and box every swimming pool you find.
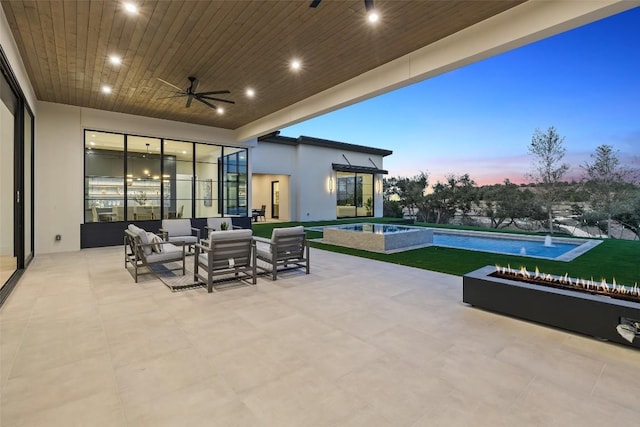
[307,224,601,260]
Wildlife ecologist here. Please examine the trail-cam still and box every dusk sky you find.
[282,7,640,186]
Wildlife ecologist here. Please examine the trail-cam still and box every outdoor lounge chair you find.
[194,229,256,293]
[254,226,309,280]
[124,224,186,282]
[160,218,200,251]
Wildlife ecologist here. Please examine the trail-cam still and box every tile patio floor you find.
[1,246,639,426]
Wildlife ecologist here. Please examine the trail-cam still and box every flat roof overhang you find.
[234,0,639,142]
[332,163,388,175]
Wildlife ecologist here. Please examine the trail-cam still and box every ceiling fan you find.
[156,76,234,111]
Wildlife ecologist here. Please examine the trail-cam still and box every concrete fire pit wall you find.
[463,265,640,349]
[324,227,433,252]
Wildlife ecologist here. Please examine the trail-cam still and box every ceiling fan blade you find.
[198,95,235,104]
[194,97,218,110]
[309,0,321,8]
[156,94,186,100]
[197,90,230,96]
[190,78,199,94]
[157,78,184,91]
[186,95,194,108]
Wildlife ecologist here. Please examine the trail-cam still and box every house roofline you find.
[258,132,393,157]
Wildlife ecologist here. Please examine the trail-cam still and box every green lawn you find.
[252,219,640,286]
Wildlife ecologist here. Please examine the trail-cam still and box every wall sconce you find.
[328,176,334,194]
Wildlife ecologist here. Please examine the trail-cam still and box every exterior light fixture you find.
[101,85,112,94]
[109,55,122,66]
[290,59,301,71]
[246,88,255,98]
[365,0,379,24]
[217,107,224,115]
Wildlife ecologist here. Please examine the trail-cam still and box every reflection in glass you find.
[84,131,125,222]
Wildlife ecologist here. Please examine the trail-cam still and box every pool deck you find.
[1,246,638,426]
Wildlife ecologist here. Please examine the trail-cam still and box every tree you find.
[427,174,478,224]
[387,173,429,221]
[581,144,639,237]
[528,126,570,234]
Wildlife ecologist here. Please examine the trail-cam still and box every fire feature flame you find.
[493,265,640,304]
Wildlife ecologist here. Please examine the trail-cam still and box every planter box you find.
[463,266,640,349]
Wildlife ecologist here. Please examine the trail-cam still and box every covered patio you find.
[1,247,638,426]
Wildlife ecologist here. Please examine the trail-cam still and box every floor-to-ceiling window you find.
[84,131,125,222]
[84,130,247,223]
[336,172,374,218]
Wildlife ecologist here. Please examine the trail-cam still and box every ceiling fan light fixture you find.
[367,10,379,23]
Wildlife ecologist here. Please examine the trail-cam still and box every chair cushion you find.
[161,219,192,237]
[271,226,305,241]
[145,243,184,263]
[128,224,152,256]
[167,235,198,245]
[147,232,165,253]
[209,229,252,241]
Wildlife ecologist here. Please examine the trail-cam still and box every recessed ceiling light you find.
[123,2,138,14]
[101,85,112,94]
[91,134,96,137]
[182,150,187,154]
[109,55,122,66]
[246,88,255,98]
[290,59,301,71]
[90,141,95,146]
[217,107,225,115]
[367,11,379,23]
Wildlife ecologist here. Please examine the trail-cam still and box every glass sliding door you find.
[23,106,33,262]
[1,48,34,306]
[336,172,374,218]
[0,71,18,285]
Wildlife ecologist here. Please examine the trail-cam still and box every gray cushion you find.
[161,219,192,237]
[128,224,152,256]
[271,226,305,241]
[168,235,198,245]
[145,243,184,263]
[209,229,252,242]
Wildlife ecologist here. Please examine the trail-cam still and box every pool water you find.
[325,223,416,234]
[307,224,599,260]
[432,232,578,259]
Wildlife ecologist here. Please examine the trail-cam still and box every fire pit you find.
[463,265,640,348]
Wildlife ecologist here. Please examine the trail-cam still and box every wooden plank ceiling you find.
[2,0,525,130]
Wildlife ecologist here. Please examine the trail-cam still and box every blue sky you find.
[282,7,640,185]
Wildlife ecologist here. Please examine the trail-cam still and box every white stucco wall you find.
[35,101,251,253]
[252,140,387,222]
